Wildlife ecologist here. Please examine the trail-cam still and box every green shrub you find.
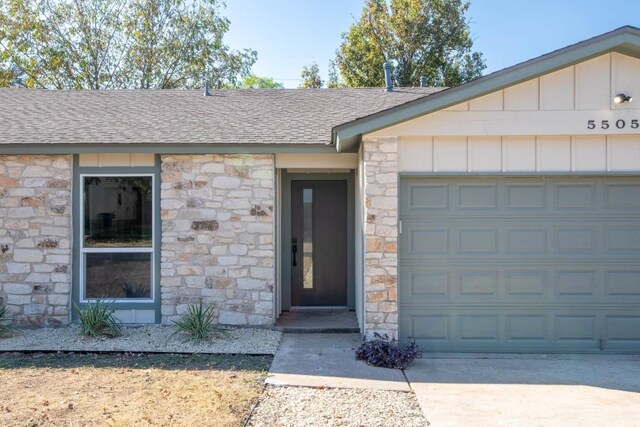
[172,301,226,343]
[0,304,13,336]
[73,299,123,338]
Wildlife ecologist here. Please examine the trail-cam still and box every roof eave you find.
[333,26,640,152]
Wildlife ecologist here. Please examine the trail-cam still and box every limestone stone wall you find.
[362,137,399,338]
[0,155,72,325]
[160,154,275,325]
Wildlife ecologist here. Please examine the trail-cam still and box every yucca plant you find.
[73,299,123,338]
[0,304,13,336]
[172,301,226,343]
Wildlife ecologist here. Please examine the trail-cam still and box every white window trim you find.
[79,173,156,303]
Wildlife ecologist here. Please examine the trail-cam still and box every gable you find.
[369,53,640,138]
[335,26,640,152]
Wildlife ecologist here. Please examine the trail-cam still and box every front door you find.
[291,180,347,306]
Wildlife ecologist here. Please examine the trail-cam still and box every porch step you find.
[274,326,361,334]
[274,310,360,334]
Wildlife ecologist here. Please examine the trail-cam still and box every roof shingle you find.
[0,87,441,145]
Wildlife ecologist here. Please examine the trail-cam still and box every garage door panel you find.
[458,228,499,254]
[505,183,547,209]
[605,182,640,209]
[606,315,640,344]
[405,182,449,211]
[506,315,549,342]
[554,315,599,343]
[505,270,548,300]
[401,264,640,303]
[605,271,640,300]
[400,309,622,352]
[406,227,449,255]
[554,225,597,254]
[399,176,640,353]
[506,227,547,253]
[554,270,599,299]
[554,183,596,209]
[458,184,498,209]
[402,220,633,260]
[399,269,452,303]
[459,315,499,342]
[605,225,640,254]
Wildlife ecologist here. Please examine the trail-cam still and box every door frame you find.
[279,170,355,311]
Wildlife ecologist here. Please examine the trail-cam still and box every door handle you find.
[292,237,297,266]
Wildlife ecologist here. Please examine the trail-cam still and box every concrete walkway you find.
[266,333,410,391]
[268,333,640,427]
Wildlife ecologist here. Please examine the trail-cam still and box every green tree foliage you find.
[336,0,485,88]
[299,62,323,88]
[0,0,256,89]
[327,59,345,88]
[239,75,283,89]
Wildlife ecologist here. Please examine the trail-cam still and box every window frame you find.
[79,173,156,303]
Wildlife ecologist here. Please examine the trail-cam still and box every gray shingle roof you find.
[0,87,441,145]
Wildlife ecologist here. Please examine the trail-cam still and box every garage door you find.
[399,177,640,353]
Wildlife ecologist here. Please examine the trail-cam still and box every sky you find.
[223,0,640,88]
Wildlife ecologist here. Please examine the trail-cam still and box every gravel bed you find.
[0,325,282,354]
[247,385,428,427]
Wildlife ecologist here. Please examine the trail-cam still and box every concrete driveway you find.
[405,354,640,427]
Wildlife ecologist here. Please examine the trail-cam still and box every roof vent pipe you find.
[419,76,427,87]
[204,81,211,96]
[383,62,393,92]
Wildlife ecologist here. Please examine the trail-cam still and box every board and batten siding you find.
[366,53,640,174]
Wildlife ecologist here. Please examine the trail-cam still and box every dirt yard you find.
[0,352,272,427]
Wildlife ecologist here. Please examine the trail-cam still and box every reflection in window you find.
[83,177,152,247]
[85,253,151,299]
[82,175,154,301]
[303,188,313,289]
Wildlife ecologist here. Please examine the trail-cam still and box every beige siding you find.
[468,136,502,171]
[399,135,640,173]
[540,66,574,110]
[468,91,502,111]
[575,55,610,110]
[536,136,571,171]
[275,153,357,169]
[502,136,536,172]
[79,153,155,167]
[388,52,640,174]
[390,53,640,137]
[433,137,467,172]
[504,79,539,111]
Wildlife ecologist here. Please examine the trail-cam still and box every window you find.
[81,175,154,301]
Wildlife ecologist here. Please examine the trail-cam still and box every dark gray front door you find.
[291,180,347,306]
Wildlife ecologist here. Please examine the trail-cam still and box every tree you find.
[0,0,256,89]
[239,75,283,89]
[124,0,256,89]
[335,0,485,88]
[327,59,345,88]
[299,62,323,88]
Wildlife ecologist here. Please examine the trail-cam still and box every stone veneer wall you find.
[0,155,72,325]
[362,137,399,338]
[160,154,275,325]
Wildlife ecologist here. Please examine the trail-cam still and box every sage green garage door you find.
[399,177,640,353]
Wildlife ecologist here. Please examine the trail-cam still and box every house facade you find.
[1,27,639,353]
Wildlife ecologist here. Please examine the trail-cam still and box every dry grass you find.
[0,352,271,427]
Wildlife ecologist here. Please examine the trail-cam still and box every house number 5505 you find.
[587,119,639,130]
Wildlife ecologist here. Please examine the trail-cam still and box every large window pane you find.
[85,253,151,299]
[84,176,152,247]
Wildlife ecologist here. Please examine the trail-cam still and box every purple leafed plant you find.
[355,333,421,369]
